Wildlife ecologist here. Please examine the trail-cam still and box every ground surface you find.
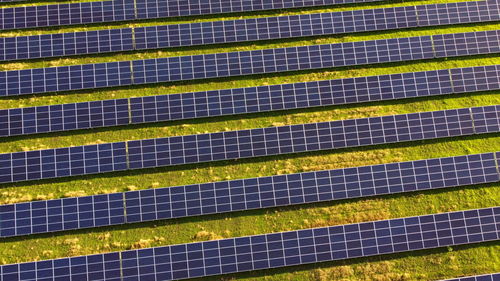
[0,0,499,280]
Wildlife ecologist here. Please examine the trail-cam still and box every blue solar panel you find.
[0,193,125,237]
[1,152,498,237]
[1,0,136,30]
[2,1,498,61]
[0,61,133,96]
[1,30,498,97]
[434,31,500,58]
[0,0,383,30]
[0,99,130,137]
[0,0,135,30]
[0,29,135,61]
[417,1,500,26]
[0,105,497,184]
[471,106,500,134]
[0,142,128,183]
[451,65,500,93]
[439,273,500,281]
[1,207,498,280]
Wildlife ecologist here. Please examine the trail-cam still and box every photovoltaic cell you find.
[0,0,384,30]
[438,273,500,281]
[2,1,498,61]
[0,105,498,184]
[1,152,498,237]
[1,207,499,280]
[2,65,499,138]
[1,30,498,97]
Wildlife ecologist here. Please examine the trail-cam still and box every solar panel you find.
[2,1,498,61]
[1,30,498,97]
[0,99,130,137]
[0,0,383,30]
[3,65,500,138]
[417,1,500,26]
[1,207,498,280]
[451,65,500,93]
[1,152,498,238]
[439,273,500,281]
[0,29,135,61]
[434,31,500,58]
[0,105,498,184]
[0,193,126,237]
[0,142,128,183]
[0,0,136,30]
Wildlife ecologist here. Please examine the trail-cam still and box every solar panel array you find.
[440,273,500,281]
[1,1,499,61]
[2,30,500,97]
[1,1,499,279]
[1,105,499,184]
[2,65,499,138]
[1,207,498,280]
[1,152,499,237]
[0,0,384,30]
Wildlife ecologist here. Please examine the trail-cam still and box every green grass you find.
[0,0,499,280]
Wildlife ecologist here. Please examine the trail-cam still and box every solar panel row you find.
[1,152,498,238]
[439,273,500,281]
[1,1,498,61]
[1,207,498,281]
[1,65,499,138]
[1,30,499,97]
[1,105,499,184]
[0,0,383,30]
